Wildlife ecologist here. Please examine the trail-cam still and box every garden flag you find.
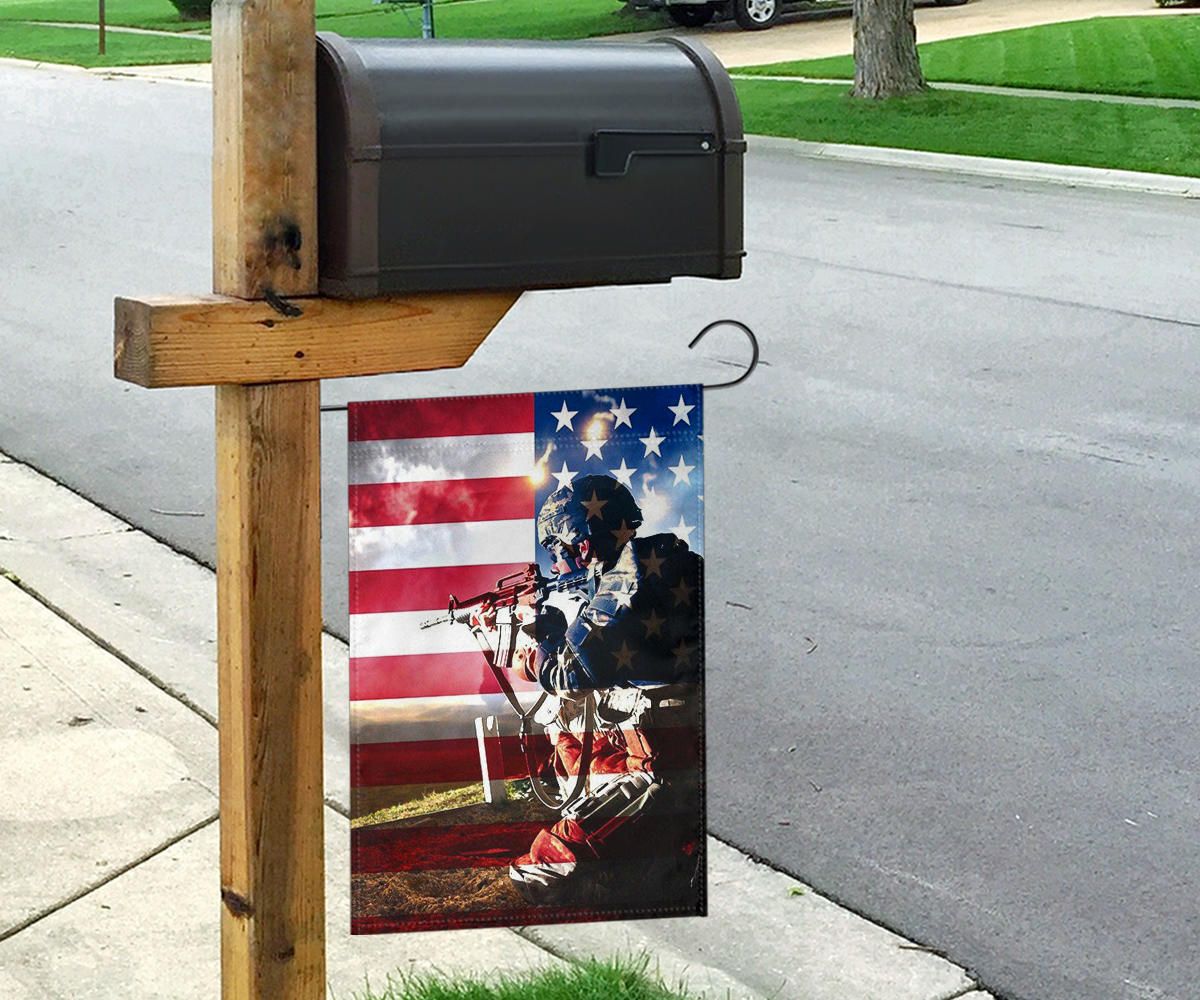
[348,385,705,932]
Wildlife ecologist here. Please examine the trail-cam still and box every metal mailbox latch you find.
[592,130,719,178]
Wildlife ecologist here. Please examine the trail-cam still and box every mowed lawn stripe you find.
[739,16,1200,101]
[0,0,669,40]
[0,0,202,30]
[0,0,491,28]
[735,80,1200,178]
[0,21,210,65]
[313,0,667,41]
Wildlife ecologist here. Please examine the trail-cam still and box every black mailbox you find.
[315,33,745,298]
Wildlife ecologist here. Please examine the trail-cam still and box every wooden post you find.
[217,381,324,998]
[211,0,323,996]
[113,1,520,996]
[98,0,105,55]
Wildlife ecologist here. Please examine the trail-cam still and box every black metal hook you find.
[689,319,759,391]
[319,318,760,412]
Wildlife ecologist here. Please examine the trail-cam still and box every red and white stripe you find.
[348,394,539,790]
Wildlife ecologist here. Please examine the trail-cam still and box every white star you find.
[668,394,695,426]
[610,398,636,429]
[610,519,637,549]
[609,458,636,489]
[672,638,694,670]
[613,641,635,671]
[611,587,633,610]
[639,426,665,458]
[639,548,665,579]
[552,461,577,491]
[670,515,695,546]
[582,436,606,460]
[551,401,578,431]
[581,490,608,521]
[668,455,695,486]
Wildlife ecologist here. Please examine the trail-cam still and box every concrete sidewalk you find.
[0,450,992,999]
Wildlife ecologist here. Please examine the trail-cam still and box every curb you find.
[748,134,1200,198]
[91,63,211,84]
[0,449,991,1000]
[734,73,1200,110]
[0,55,91,74]
[0,55,211,84]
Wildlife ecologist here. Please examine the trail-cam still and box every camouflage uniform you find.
[509,476,703,908]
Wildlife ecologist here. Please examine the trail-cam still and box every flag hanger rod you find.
[317,318,759,413]
[687,318,759,391]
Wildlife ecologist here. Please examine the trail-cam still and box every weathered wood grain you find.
[216,381,324,1000]
[114,291,519,387]
[210,0,324,997]
[211,0,318,299]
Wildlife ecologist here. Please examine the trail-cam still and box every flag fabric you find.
[349,385,704,933]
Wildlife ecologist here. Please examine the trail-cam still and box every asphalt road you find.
[3,62,1199,1000]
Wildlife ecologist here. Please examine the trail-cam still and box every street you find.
[2,62,1198,1000]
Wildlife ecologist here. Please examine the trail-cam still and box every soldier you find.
[503,474,704,908]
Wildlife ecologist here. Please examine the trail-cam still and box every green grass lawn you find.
[0,0,667,34]
[0,0,205,30]
[352,957,697,1000]
[740,15,1200,100]
[0,0,666,63]
[735,79,1200,176]
[318,0,666,42]
[0,20,209,64]
[0,0,478,29]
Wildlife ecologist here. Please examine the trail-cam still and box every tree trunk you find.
[852,0,926,99]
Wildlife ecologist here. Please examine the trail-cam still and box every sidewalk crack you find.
[0,811,218,946]
[510,925,587,967]
[934,987,984,1000]
[55,526,138,542]
[0,571,217,729]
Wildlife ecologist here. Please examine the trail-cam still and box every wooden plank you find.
[217,381,325,1000]
[211,0,317,299]
[210,0,324,997]
[114,291,520,387]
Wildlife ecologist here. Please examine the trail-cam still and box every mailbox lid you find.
[323,35,741,147]
[316,34,744,295]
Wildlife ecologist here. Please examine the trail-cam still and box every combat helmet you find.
[537,474,642,569]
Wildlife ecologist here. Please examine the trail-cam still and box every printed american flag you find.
[348,385,704,933]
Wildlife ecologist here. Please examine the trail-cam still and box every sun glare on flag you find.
[639,485,670,528]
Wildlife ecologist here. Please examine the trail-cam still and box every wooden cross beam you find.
[113,0,517,995]
[114,291,520,388]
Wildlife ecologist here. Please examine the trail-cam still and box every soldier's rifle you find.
[420,563,595,811]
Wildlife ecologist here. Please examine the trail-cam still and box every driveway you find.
[616,0,1186,67]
